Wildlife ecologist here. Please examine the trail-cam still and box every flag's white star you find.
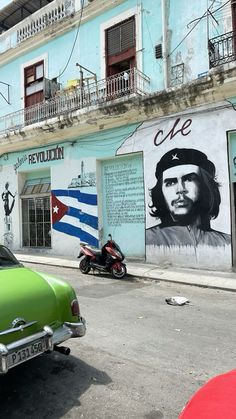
[172,153,179,160]
[53,205,59,214]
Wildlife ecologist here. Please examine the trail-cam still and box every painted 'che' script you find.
[154,117,192,146]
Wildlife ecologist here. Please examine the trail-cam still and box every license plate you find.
[7,338,48,369]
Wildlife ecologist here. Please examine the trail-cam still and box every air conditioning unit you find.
[44,78,61,99]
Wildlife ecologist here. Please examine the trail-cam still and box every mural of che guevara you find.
[146,148,231,248]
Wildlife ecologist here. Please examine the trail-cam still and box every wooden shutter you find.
[24,60,44,108]
[232,0,236,32]
[107,17,135,57]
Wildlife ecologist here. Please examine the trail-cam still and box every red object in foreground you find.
[179,369,236,418]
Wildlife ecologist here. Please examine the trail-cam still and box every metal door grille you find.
[22,196,51,248]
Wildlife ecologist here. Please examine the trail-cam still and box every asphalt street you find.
[1,263,235,419]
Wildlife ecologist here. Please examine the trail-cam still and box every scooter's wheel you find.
[111,263,127,279]
[79,257,91,274]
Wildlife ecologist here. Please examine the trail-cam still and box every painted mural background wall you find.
[0,162,18,249]
[117,106,233,269]
[100,153,145,258]
[0,106,234,268]
[0,124,141,258]
[0,146,99,257]
[51,156,99,255]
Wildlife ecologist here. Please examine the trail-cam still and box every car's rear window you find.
[0,246,20,267]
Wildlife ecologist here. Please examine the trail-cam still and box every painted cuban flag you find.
[51,189,98,247]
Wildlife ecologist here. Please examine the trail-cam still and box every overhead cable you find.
[57,0,84,79]
[168,0,231,57]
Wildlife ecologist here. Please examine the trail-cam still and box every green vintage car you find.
[0,245,86,373]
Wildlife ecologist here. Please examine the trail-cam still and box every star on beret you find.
[155,148,216,180]
[171,153,179,160]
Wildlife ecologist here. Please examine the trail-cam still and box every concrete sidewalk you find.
[14,251,236,292]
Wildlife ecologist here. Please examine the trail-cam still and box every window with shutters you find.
[106,16,136,77]
[24,60,44,108]
[232,1,236,38]
[231,0,236,65]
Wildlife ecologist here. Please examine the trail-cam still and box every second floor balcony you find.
[209,30,236,68]
[0,0,84,54]
[0,68,150,137]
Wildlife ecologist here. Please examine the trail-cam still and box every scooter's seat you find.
[86,245,101,256]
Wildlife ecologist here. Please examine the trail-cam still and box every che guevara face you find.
[162,164,200,220]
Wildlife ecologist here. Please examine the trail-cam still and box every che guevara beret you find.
[155,148,216,179]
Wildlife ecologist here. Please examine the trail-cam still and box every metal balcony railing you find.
[0,68,150,136]
[209,30,236,68]
[0,0,77,54]
[17,0,75,43]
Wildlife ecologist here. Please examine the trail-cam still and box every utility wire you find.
[168,8,209,57]
[168,0,231,57]
[188,0,231,27]
[57,0,84,79]
[143,10,163,72]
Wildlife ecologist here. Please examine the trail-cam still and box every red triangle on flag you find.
[51,193,68,224]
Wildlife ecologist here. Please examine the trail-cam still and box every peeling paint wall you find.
[0,101,235,269]
[1,0,232,121]
[0,123,142,257]
[0,0,236,272]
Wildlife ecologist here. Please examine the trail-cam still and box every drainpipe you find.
[161,0,168,90]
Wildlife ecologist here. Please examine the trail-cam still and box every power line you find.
[143,10,162,72]
[168,9,209,57]
[57,0,85,79]
[168,0,231,57]
[187,0,231,27]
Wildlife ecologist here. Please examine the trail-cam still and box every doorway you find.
[21,177,51,248]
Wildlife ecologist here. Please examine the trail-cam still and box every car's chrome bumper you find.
[64,316,86,338]
[0,317,86,374]
[53,317,86,344]
[0,326,54,374]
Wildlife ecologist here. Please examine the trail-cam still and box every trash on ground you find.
[165,296,190,306]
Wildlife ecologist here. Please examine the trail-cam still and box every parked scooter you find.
[78,235,127,279]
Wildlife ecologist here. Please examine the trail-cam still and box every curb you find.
[16,254,236,293]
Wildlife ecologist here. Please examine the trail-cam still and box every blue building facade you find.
[0,0,236,271]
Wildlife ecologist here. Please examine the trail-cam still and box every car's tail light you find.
[71,299,80,316]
